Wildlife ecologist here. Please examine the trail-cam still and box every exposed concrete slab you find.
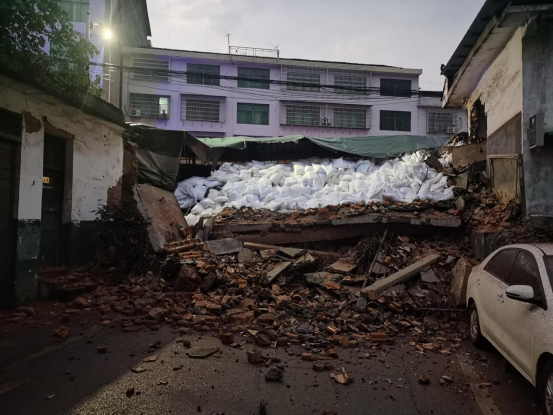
[206,238,243,256]
[134,184,188,252]
[362,254,441,295]
[451,142,487,168]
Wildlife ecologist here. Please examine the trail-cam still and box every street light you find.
[88,22,114,102]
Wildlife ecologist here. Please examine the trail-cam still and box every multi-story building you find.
[45,0,151,104]
[121,47,467,138]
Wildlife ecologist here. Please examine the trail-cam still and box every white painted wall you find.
[0,77,124,224]
[467,28,524,136]
[417,96,467,136]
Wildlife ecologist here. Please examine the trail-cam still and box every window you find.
[380,110,411,131]
[59,0,89,22]
[131,57,170,82]
[509,250,546,309]
[285,105,320,126]
[237,103,269,125]
[238,67,270,89]
[187,64,220,86]
[129,94,169,118]
[380,78,411,97]
[286,70,320,92]
[484,249,518,283]
[427,112,454,134]
[182,96,223,122]
[334,107,366,129]
[334,74,366,94]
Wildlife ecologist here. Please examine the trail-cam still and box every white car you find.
[466,243,553,414]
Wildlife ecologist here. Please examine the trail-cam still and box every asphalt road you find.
[0,314,540,415]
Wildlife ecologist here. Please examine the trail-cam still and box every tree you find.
[0,0,101,99]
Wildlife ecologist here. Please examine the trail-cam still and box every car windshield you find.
[544,256,553,289]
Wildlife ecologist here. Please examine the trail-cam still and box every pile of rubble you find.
[42,232,471,364]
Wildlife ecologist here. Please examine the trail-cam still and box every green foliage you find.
[0,0,101,98]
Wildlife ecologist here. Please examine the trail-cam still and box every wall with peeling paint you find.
[0,75,125,304]
[467,28,523,139]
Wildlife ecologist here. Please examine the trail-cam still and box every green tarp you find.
[197,134,449,159]
[127,123,451,190]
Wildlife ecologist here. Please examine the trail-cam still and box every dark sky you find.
[145,0,485,90]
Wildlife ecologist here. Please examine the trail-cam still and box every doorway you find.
[40,135,66,267]
[0,138,19,306]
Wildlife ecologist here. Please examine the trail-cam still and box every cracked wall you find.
[0,75,125,302]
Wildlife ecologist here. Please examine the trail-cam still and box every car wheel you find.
[539,362,553,415]
[468,303,485,348]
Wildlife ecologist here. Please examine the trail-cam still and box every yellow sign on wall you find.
[43,177,50,184]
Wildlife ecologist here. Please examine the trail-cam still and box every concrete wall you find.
[0,76,125,303]
[467,28,524,142]
[521,19,553,219]
[122,53,428,138]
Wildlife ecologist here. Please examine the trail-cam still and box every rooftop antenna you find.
[224,32,231,54]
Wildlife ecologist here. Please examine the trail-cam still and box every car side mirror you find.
[506,285,535,303]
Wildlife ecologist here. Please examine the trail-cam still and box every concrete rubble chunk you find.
[327,259,357,274]
[266,262,291,283]
[305,272,339,287]
[278,247,306,259]
[420,267,440,283]
[247,349,262,364]
[134,184,189,253]
[186,348,219,359]
[265,367,283,382]
[362,254,441,295]
[237,248,254,263]
[206,238,243,256]
[450,257,475,306]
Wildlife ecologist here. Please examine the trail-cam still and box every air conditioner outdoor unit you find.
[321,116,332,127]
[130,109,141,117]
[447,126,456,134]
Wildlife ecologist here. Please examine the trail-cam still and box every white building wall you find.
[417,96,467,136]
[123,53,427,138]
[0,77,124,224]
[467,28,524,136]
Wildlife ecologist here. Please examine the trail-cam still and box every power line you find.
[90,61,439,97]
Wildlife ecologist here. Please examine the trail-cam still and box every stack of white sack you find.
[177,151,454,226]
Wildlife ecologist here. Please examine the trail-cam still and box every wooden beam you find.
[362,254,441,296]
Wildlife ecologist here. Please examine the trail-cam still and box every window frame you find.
[237,103,269,125]
[333,74,367,95]
[333,107,367,129]
[508,249,547,310]
[129,94,170,119]
[284,104,320,127]
[187,63,220,86]
[286,71,321,92]
[427,111,454,134]
[484,248,518,284]
[182,96,223,123]
[380,78,412,97]
[237,67,270,89]
[130,57,170,83]
[380,110,411,132]
[59,0,89,23]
